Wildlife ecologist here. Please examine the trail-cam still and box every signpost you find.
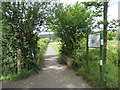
[87,31,104,86]
[100,31,104,86]
[86,33,100,70]
[86,30,89,69]
[88,33,100,48]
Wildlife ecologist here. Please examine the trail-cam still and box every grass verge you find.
[0,69,36,81]
[51,40,119,88]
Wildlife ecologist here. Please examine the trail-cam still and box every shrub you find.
[37,38,50,60]
[75,47,118,88]
[1,38,50,81]
[58,44,118,88]
[108,29,117,40]
[107,46,118,65]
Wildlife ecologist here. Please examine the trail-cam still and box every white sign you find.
[101,39,103,45]
[100,60,103,66]
[88,34,100,48]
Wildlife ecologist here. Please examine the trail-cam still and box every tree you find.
[48,2,99,58]
[1,1,50,75]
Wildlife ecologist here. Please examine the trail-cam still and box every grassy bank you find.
[75,46,118,88]
[51,40,119,88]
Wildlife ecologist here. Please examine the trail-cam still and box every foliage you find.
[69,47,118,88]
[108,40,118,46]
[1,1,119,88]
[48,2,119,88]
[0,38,49,81]
[1,2,50,78]
[53,40,118,88]
[107,46,118,65]
[0,69,36,81]
[49,2,99,58]
[108,29,117,40]
[76,60,101,87]
[37,38,50,60]
[75,46,118,88]
[104,62,118,88]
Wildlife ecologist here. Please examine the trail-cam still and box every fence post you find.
[17,49,21,74]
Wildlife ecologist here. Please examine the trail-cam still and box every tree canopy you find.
[48,2,103,58]
[1,1,50,75]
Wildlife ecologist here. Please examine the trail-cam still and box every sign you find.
[88,34,100,48]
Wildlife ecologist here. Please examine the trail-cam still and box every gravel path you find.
[2,44,91,88]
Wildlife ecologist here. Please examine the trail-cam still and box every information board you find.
[88,34,100,48]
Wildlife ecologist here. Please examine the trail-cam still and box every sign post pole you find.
[100,30,104,87]
[86,30,89,69]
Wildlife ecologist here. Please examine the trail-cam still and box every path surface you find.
[3,44,91,88]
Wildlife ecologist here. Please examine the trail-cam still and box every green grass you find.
[108,40,118,46]
[104,61,118,88]
[75,46,118,88]
[0,69,36,81]
[51,40,119,88]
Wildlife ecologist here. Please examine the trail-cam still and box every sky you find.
[60,0,119,22]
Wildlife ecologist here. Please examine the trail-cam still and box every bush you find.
[108,29,117,40]
[37,38,50,60]
[1,38,50,81]
[107,46,118,65]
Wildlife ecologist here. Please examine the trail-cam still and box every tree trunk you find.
[103,1,108,64]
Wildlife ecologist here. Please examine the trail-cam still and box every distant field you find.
[108,40,119,47]
[50,40,119,53]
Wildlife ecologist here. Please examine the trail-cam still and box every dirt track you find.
[2,44,91,88]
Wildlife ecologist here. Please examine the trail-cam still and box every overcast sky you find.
[60,0,119,22]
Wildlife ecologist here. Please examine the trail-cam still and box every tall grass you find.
[75,47,118,88]
[52,40,119,88]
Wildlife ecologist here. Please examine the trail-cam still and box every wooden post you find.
[16,49,21,74]
[103,0,108,64]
